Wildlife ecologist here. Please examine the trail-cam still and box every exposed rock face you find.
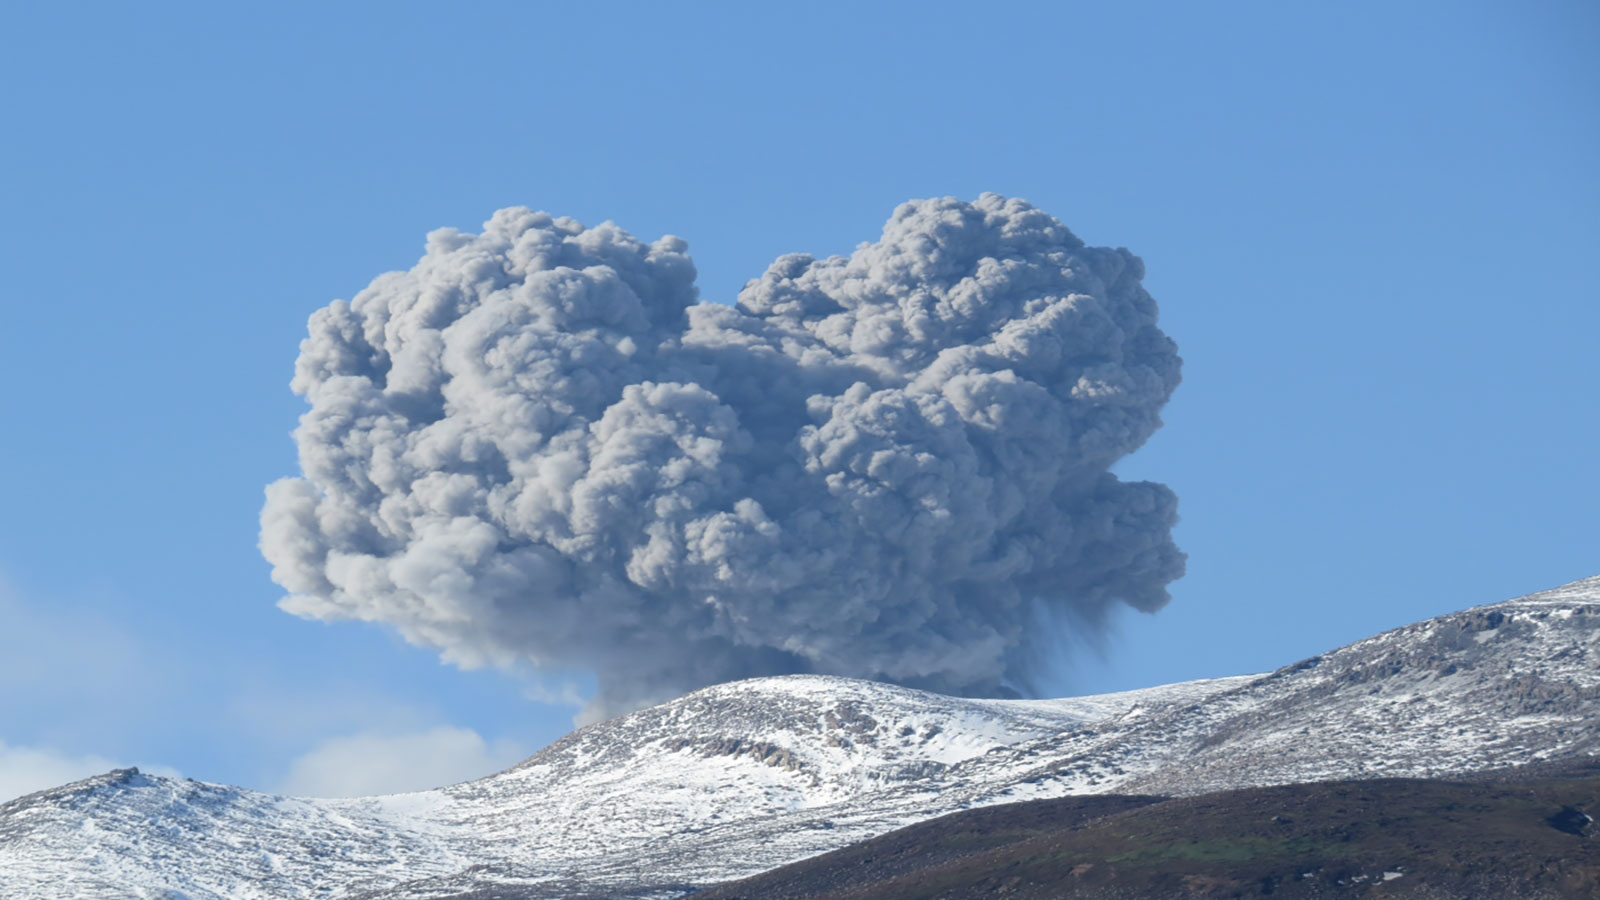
[1547,805,1593,836]
[2,576,1597,900]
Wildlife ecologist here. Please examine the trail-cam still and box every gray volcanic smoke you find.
[260,194,1184,721]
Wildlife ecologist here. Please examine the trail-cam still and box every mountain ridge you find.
[2,576,1596,899]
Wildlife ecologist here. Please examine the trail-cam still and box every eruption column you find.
[260,195,1185,721]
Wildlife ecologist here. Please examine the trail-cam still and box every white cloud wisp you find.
[277,727,526,798]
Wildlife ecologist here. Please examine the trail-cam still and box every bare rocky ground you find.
[697,758,1600,900]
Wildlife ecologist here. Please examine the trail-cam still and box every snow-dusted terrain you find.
[2,576,1597,899]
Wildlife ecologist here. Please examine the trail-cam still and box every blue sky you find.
[1,0,1595,800]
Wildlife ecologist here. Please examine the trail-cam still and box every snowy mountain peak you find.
[2,577,1597,900]
[519,673,1190,784]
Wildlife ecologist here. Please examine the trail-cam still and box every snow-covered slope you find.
[2,576,1596,899]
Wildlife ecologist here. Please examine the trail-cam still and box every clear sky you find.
[1,0,1595,801]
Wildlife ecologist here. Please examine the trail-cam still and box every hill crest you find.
[2,576,1596,899]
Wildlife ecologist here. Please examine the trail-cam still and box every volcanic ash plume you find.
[260,194,1185,721]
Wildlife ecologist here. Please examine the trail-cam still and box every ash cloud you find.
[260,194,1185,722]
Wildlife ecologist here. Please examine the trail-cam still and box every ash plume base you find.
[259,194,1185,722]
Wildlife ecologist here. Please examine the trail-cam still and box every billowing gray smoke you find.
[261,194,1184,722]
